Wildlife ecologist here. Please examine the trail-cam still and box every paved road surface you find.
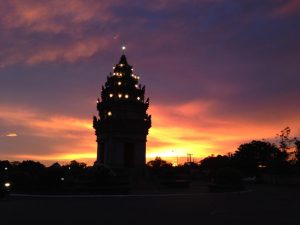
[0,185,298,225]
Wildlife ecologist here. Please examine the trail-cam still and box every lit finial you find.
[122,46,126,54]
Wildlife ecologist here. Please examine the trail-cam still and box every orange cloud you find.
[0,33,111,67]
[0,105,91,134]
[5,133,18,137]
[0,104,96,162]
[1,0,117,33]
[1,100,300,165]
[0,0,121,67]
[146,101,300,162]
[25,37,110,64]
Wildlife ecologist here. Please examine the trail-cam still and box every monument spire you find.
[93,49,151,170]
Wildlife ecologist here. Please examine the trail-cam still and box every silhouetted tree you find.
[147,157,172,168]
[0,160,11,171]
[17,160,45,172]
[8,161,45,188]
[200,155,232,175]
[234,140,288,175]
[147,157,173,179]
[277,127,295,153]
[295,139,300,164]
[63,160,87,171]
[183,162,199,168]
[60,160,88,181]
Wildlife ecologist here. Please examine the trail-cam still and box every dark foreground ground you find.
[0,184,299,225]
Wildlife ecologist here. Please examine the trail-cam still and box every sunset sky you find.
[0,0,300,165]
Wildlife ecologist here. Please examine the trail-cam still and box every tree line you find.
[198,127,300,177]
[1,127,300,191]
[146,127,300,185]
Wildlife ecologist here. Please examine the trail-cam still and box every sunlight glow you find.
[1,102,300,166]
[6,133,18,137]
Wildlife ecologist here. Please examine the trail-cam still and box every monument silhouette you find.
[93,49,151,170]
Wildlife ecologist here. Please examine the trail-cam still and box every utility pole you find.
[187,153,193,163]
[172,150,179,166]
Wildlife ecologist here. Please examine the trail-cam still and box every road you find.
[0,185,298,225]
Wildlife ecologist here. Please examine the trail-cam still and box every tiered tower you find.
[93,51,151,169]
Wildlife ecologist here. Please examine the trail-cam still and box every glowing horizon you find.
[1,102,299,166]
[1,1,300,165]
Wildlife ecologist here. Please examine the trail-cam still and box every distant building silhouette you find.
[49,162,61,169]
[93,53,151,169]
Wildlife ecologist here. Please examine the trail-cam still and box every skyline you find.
[1,0,300,165]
